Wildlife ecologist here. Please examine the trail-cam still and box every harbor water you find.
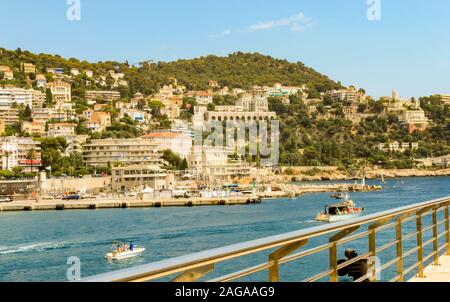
[0,177,449,282]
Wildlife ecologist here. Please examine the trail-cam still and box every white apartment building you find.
[0,108,19,125]
[119,109,149,123]
[264,83,306,98]
[201,93,276,123]
[187,146,251,184]
[70,68,80,76]
[31,90,46,108]
[188,146,228,177]
[83,138,164,167]
[46,81,71,103]
[399,110,429,133]
[399,110,428,124]
[160,102,180,121]
[232,88,246,96]
[186,91,213,105]
[193,106,208,128]
[0,87,33,109]
[156,85,174,100]
[54,101,74,112]
[236,94,269,112]
[142,131,192,158]
[85,70,94,78]
[329,87,366,104]
[21,121,46,136]
[32,108,74,122]
[85,90,121,102]
[47,123,77,136]
[36,74,47,88]
[111,165,169,192]
[0,137,41,172]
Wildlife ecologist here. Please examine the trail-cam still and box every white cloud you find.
[214,12,315,37]
[248,12,309,32]
[221,29,232,36]
[290,21,315,32]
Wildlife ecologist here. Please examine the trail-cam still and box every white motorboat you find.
[105,242,145,260]
[316,197,365,223]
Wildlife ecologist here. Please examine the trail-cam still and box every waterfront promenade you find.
[409,255,450,282]
[0,183,380,212]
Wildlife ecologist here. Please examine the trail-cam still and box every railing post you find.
[395,212,413,282]
[432,208,439,266]
[329,242,338,282]
[171,264,214,282]
[368,217,392,282]
[416,212,425,278]
[446,206,450,256]
[396,219,404,282]
[268,239,307,282]
[328,226,359,282]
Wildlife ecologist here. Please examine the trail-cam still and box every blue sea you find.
[0,176,448,282]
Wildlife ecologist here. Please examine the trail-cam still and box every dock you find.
[0,182,383,213]
[282,183,382,197]
[0,196,263,212]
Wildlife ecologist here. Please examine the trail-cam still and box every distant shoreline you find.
[278,167,450,182]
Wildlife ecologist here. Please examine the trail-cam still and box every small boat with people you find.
[105,241,145,261]
[330,192,346,199]
[316,194,365,223]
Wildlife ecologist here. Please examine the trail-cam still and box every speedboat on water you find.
[316,197,365,223]
[105,241,145,261]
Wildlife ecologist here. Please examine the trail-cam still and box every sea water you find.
[0,177,448,282]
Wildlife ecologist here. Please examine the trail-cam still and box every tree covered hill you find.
[0,48,341,96]
[1,47,448,172]
[147,52,342,92]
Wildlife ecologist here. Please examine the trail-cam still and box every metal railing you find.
[81,196,450,282]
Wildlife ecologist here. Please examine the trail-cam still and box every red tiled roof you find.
[142,132,180,139]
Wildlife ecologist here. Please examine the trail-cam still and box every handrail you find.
[81,196,450,282]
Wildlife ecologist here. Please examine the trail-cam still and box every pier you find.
[0,183,380,213]
[284,183,382,196]
[0,196,262,212]
[80,196,450,282]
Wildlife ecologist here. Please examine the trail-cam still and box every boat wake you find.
[0,238,127,256]
[0,242,66,255]
[293,220,318,225]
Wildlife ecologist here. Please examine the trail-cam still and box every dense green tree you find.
[161,149,188,171]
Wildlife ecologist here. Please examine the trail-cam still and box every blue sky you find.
[1,0,449,98]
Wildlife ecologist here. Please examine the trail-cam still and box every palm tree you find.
[27,148,36,174]
[2,151,11,171]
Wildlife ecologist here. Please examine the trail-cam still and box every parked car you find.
[0,197,12,203]
[80,193,95,199]
[62,194,81,201]
[172,190,191,199]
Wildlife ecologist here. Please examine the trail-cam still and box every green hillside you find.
[0,48,341,96]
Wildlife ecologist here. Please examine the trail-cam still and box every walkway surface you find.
[409,254,450,282]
